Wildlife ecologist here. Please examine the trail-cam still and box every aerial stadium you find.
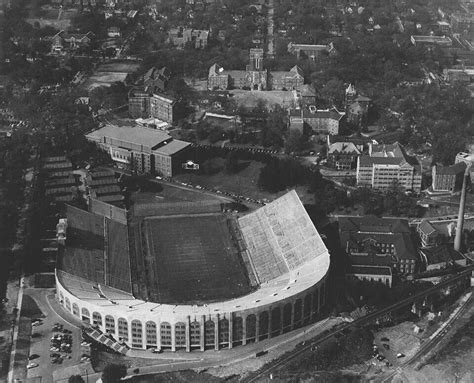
[55,190,330,352]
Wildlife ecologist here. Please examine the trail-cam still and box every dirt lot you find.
[229,89,296,109]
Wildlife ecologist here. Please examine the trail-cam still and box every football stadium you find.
[56,190,330,352]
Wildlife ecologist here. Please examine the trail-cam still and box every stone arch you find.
[304,294,312,324]
[218,318,229,347]
[72,303,79,317]
[145,321,157,347]
[232,316,243,345]
[160,322,172,347]
[282,303,292,333]
[175,322,186,349]
[245,314,256,343]
[204,320,215,349]
[118,318,128,342]
[271,307,282,337]
[65,297,71,312]
[294,298,302,328]
[105,315,115,334]
[259,311,269,341]
[92,312,102,327]
[81,307,90,323]
[190,321,200,348]
[131,320,143,348]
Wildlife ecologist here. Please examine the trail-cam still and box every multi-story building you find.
[327,142,361,170]
[356,142,422,193]
[168,28,209,49]
[431,162,466,192]
[85,125,190,177]
[143,66,171,92]
[417,220,440,248]
[289,106,345,136]
[410,35,453,46]
[339,216,418,275]
[128,88,176,123]
[208,49,304,91]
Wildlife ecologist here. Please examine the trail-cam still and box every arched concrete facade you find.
[56,275,327,352]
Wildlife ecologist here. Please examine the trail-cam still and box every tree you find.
[284,129,304,154]
[68,375,85,383]
[224,151,239,174]
[102,364,127,383]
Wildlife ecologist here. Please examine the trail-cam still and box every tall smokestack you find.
[454,165,471,252]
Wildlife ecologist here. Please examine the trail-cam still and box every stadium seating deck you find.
[238,190,328,283]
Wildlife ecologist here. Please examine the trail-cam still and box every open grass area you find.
[142,214,251,303]
[173,159,314,204]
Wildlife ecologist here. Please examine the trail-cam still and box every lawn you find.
[174,159,315,205]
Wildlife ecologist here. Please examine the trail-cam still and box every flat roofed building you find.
[346,265,392,287]
[85,125,190,177]
[339,216,418,275]
[356,142,422,192]
[432,162,466,192]
[128,88,176,123]
[410,35,452,46]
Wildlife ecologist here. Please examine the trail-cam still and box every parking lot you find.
[21,288,83,383]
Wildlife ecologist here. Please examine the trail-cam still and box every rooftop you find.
[86,125,171,149]
[349,265,392,276]
[434,162,466,175]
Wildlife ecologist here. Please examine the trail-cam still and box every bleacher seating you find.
[238,190,327,283]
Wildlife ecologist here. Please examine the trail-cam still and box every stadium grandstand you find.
[55,190,330,352]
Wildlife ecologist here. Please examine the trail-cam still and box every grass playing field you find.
[141,214,251,304]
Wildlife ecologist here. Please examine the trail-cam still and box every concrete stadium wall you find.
[89,198,127,224]
[56,275,328,352]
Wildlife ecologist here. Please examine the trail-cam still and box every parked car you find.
[397,353,405,358]
[28,354,40,360]
[27,362,39,369]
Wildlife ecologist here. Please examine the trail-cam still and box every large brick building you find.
[128,88,176,124]
[85,125,190,177]
[208,49,304,91]
[356,142,422,193]
[339,216,418,275]
[431,162,466,192]
[289,106,345,135]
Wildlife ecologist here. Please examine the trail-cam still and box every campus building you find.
[289,106,345,136]
[339,216,419,275]
[208,49,304,91]
[431,162,466,192]
[128,88,177,124]
[85,125,190,177]
[356,142,422,193]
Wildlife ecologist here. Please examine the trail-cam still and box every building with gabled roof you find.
[143,66,171,92]
[327,141,361,170]
[356,142,422,192]
[417,220,440,248]
[208,49,304,91]
[338,215,418,275]
[289,106,345,135]
[287,42,335,60]
[419,245,466,271]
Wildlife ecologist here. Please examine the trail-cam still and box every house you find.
[128,87,177,123]
[431,162,467,192]
[327,134,373,152]
[289,106,345,136]
[208,49,304,91]
[168,28,209,49]
[85,125,190,177]
[287,42,335,60]
[419,245,466,271]
[107,26,121,38]
[143,66,171,92]
[327,142,361,170]
[417,220,440,248]
[356,142,422,193]
[338,216,419,275]
[51,31,95,54]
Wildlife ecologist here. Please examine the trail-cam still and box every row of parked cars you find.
[50,323,73,364]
